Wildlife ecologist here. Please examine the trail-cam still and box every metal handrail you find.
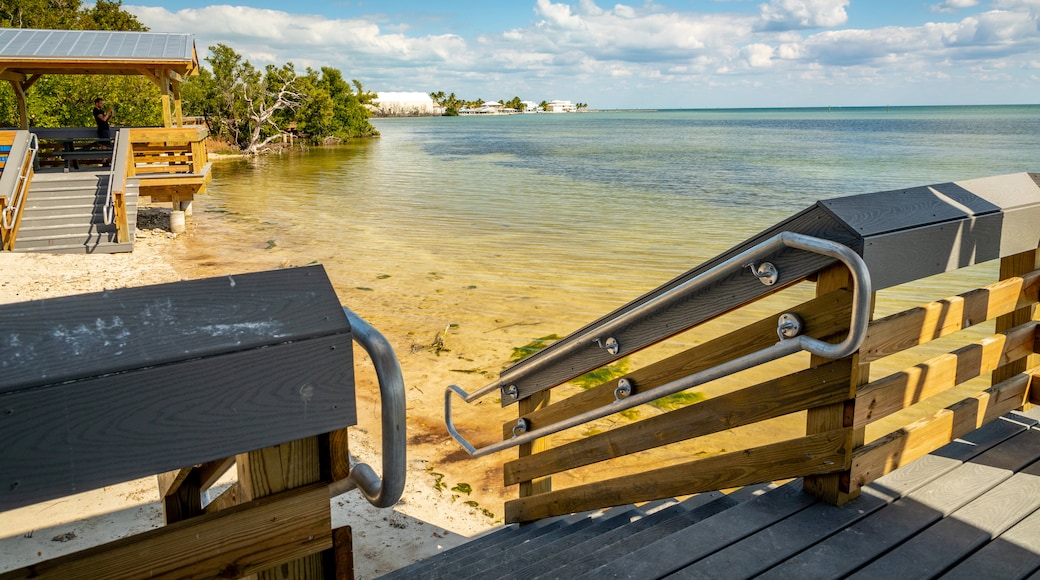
[327,307,407,508]
[1,132,38,232]
[103,129,127,226]
[445,232,872,458]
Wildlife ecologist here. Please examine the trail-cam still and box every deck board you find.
[850,454,1040,579]
[754,411,1040,579]
[942,501,1040,579]
[575,480,819,579]
[667,413,1039,580]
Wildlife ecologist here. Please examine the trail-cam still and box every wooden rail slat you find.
[854,322,1039,428]
[504,288,854,439]
[0,484,332,580]
[849,366,1037,495]
[993,252,1040,385]
[503,359,853,485]
[860,269,1040,364]
[503,429,849,523]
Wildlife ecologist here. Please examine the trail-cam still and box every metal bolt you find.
[502,384,520,400]
[746,261,779,286]
[614,378,633,401]
[512,418,530,437]
[596,336,621,355]
[777,312,803,340]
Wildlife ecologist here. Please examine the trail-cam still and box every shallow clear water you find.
[196,106,1040,330]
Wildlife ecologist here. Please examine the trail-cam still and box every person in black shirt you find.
[93,98,114,141]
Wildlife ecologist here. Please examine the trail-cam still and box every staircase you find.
[12,171,137,253]
[379,485,773,579]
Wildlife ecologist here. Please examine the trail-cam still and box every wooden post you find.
[327,427,355,580]
[803,264,872,505]
[160,70,173,128]
[8,80,28,129]
[517,392,552,506]
[172,79,184,127]
[237,436,330,579]
[158,469,202,524]
[992,249,1040,393]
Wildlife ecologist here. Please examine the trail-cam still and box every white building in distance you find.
[546,100,577,113]
[372,92,436,116]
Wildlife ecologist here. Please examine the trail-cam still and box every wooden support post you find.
[328,427,354,580]
[517,391,552,507]
[237,436,331,579]
[160,70,173,128]
[992,249,1040,406]
[8,80,28,129]
[172,80,183,127]
[803,264,872,505]
[158,469,202,524]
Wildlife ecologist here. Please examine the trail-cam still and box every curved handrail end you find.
[339,307,407,508]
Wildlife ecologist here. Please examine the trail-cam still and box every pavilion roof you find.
[0,29,198,78]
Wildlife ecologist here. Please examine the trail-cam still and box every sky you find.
[123,0,1040,109]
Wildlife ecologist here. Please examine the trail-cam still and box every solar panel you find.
[0,28,195,61]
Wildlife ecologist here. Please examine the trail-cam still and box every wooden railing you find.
[464,173,1040,523]
[0,130,37,251]
[126,126,211,195]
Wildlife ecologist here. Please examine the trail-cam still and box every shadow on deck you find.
[383,407,1040,579]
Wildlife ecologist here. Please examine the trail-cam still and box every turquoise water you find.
[188,105,1040,367]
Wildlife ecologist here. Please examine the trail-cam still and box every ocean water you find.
[196,104,1040,320]
[184,106,1035,375]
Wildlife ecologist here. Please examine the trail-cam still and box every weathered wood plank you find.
[505,288,853,439]
[504,429,848,523]
[849,367,1036,494]
[0,334,356,511]
[0,484,332,580]
[854,321,1039,428]
[859,269,1040,363]
[503,359,853,485]
[0,265,348,393]
[848,455,1040,580]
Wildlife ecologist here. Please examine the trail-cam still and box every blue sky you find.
[125,0,1040,109]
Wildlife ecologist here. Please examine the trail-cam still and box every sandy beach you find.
[0,207,498,578]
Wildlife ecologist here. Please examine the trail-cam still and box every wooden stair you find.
[378,409,1040,579]
[11,171,137,254]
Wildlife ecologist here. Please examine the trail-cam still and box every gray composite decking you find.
[383,406,1040,579]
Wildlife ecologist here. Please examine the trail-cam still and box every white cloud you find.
[757,0,850,31]
[741,43,776,68]
[126,1,1039,108]
[931,0,980,14]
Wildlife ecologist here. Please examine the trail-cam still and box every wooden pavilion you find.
[0,28,200,128]
[0,29,210,253]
